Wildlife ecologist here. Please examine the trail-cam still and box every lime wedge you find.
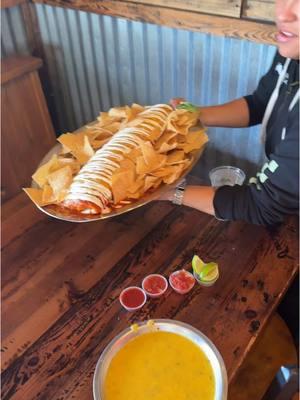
[192,255,205,276]
[199,262,219,282]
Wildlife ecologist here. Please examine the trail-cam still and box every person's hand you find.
[170,98,200,113]
[170,98,185,109]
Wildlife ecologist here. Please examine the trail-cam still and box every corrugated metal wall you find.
[2,3,277,180]
[1,5,30,57]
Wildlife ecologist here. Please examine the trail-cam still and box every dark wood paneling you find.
[1,56,56,202]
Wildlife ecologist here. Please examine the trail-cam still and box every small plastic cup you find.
[193,270,219,287]
[142,274,168,298]
[209,166,245,187]
[119,286,147,312]
[169,270,195,294]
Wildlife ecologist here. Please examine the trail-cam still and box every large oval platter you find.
[32,124,205,223]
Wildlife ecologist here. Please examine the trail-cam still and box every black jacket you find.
[213,52,299,226]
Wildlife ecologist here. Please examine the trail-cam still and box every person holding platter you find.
[162,0,299,227]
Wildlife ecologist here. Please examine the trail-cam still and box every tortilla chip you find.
[178,129,208,153]
[150,166,177,178]
[162,165,185,184]
[56,157,81,174]
[85,126,114,149]
[42,184,57,203]
[127,147,142,162]
[167,109,200,135]
[108,105,134,122]
[157,139,178,154]
[23,188,44,206]
[102,122,121,134]
[84,129,102,142]
[163,171,183,184]
[96,112,117,127]
[127,178,144,195]
[140,141,167,168]
[57,132,94,164]
[136,156,150,176]
[111,170,135,204]
[47,166,73,197]
[91,137,111,150]
[177,109,200,125]
[166,150,185,164]
[131,103,145,115]
[155,131,178,151]
[144,175,161,192]
[126,190,143,200]
[119,158,136,171]
[32,154,58,188]
[86,126,114,138]
[60,145,73,155]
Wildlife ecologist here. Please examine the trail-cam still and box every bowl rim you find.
[93,319,228,400]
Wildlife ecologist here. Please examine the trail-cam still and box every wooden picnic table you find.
[1,191,298,399]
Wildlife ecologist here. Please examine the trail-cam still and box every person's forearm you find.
[181,186,216,215]
[200,98,250,128]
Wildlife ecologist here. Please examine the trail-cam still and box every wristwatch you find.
[172,179,187,205]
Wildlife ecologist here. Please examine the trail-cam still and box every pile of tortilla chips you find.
[24,103,208,213]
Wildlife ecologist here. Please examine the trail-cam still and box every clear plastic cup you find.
[193,270,219,287]
[169,270,195,294]
[209,166,245,187]
[119,286,147,311]
[142,274,168,298]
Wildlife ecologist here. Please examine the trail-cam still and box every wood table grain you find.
[1,192,298,399]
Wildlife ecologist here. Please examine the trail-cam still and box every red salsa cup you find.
[119,286,147,311]
[169,269,195,294]
[142,274,168,298]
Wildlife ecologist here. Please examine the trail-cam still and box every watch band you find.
[172,179,187,206]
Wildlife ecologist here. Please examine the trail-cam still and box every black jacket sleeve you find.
[213,116,299,226]
[244,52,285,126]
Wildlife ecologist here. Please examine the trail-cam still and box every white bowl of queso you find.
[93,319,228,400]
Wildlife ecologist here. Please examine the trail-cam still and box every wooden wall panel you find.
[243,0,275,22]
[126,0,242,18]
[1,56,56,202]
[1,0,27,8]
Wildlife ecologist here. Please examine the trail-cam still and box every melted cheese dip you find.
[104,331,215,400]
